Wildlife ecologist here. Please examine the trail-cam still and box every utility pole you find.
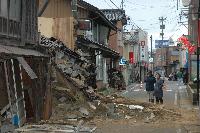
[150,35,153,72]
[197,0,200,105]
[121,0,124,10]
[150,35,153,57]
[159,17,166,73]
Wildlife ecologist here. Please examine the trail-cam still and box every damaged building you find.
[0,0,52,130]
[38,0,126,90]
[40,35,98,101]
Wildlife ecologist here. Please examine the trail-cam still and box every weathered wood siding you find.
[38,17,75,50]
[0,62,9,110]
[38,0,74,50]
[38,0,72,18]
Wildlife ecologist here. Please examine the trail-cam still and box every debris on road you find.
[15,36,184,132]
[15,122,97,133]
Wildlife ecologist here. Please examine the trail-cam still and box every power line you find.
[103,0,113,8]
[109,0,120,9]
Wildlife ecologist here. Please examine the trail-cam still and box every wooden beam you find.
[3,61,13,116]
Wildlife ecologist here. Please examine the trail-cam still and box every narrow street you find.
[122,79,194,109]
[93,79,200,133]
[1,0,200,133]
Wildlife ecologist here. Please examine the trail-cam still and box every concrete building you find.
[155,46,180,76]
[122,29,149,84]
[38,0,124,89]
[187,0,199,81]
[138,29,149,82]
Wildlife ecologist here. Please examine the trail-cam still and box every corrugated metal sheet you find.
[17,57,38,79]
[0,45,47,57]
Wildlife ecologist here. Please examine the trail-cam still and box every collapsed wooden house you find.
[0,0,52,128]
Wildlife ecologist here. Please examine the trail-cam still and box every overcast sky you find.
[84,0,188,49]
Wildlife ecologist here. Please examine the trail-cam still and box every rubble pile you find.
[107,68,126,90]
[46,91,181,126]
[96,95,182,122]
[37,36,182,131]
[15,120,97,133]
[40,36,98,101]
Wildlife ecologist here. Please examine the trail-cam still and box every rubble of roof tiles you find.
[40,35,98,101]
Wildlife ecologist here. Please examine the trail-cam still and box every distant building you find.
[155,46,180,76]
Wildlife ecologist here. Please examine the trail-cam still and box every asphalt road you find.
[94,80,200,133]
[122,79,194,109]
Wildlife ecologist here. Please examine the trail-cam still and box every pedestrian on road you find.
[154,73,164,104]
[177,71,182,83]
[144,71,156,103]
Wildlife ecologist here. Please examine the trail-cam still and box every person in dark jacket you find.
[154,73,164,104]
[144,71,156,103]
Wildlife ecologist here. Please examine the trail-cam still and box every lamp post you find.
[197,0,200,105]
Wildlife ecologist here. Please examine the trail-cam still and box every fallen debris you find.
[79,107,89,116]
[88,102,97,110]
[15,122,97,133]
[40,36,98,101]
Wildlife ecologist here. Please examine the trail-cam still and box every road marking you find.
[165,89,173,92]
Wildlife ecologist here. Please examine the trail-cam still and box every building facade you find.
[0,0,52,128]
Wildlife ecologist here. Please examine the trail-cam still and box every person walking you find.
[154,73,164,104]
[144,71,156,103]
[177,71,182,82]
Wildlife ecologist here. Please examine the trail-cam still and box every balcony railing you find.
[0,17,21,39]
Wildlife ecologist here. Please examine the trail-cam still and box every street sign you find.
[119,58,127,65]
[155,40,170,48]
[149,58,153,63]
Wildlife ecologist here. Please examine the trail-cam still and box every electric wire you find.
[103,0,113,9]
[109,0,120,9]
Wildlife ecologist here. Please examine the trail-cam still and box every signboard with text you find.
[155,40,169,48]
[129,52,134,64]
[140,41,145,61]
[119,58,127,65]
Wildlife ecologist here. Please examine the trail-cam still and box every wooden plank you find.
[0,62,9,110]
[11,59,20,127]
[3,61,13,116]
[38,17,75,50]
[19,63,26,121]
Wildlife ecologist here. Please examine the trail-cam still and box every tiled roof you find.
[76,36,120,57]
[40,36,81,59]
[78,0,117,30]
